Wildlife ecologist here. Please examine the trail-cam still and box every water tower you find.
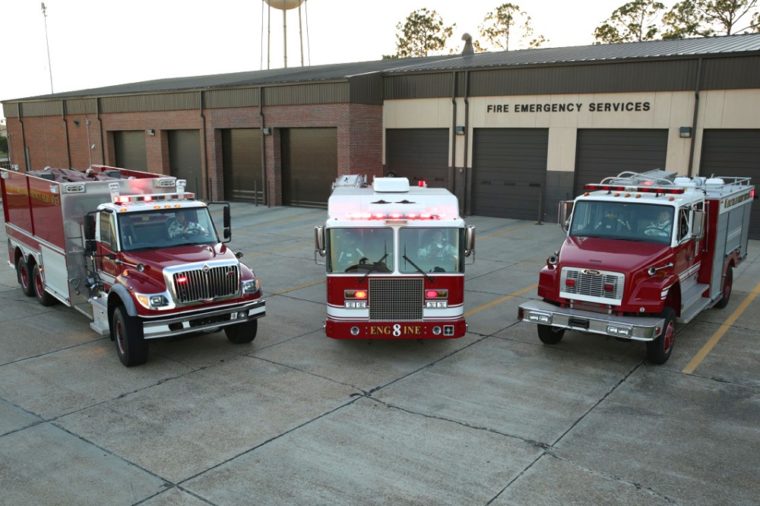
[262,0,308,69]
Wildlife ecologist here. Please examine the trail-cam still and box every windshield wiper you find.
[361,252,389,280]
[402,247,431,282]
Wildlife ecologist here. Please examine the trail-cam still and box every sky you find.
[1,0,630,120]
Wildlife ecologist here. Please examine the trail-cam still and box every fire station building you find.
[3,34,760,236]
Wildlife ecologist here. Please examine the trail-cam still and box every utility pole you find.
[41,2,54,94]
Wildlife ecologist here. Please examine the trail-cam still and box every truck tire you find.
[16,257,34,297]
[225,320,258,344]
[32,264,56,306]
[714,265,733,309]
[537,324,564,344]
[646,307,675,365]
[112,306,149,367]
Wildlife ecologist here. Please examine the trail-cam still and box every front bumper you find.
[517,300,664,342]
[141,298,266,340]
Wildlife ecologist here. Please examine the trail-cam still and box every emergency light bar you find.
[344,211,442,220]
[584,183,685,195]
[112,192,195,204]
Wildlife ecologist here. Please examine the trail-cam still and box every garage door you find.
[222,129,263,203]
[386,129,449,188]
[282,128,336,207]
[168,130,201,195]
[700,129,760,239]
[113,131,147,171]
[574,129,668,196]
[472,128,548,220]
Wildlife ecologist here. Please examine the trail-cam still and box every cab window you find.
[99,212,117,250]
[677,207,690,242]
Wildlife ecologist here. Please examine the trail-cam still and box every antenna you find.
[41,2,54,93]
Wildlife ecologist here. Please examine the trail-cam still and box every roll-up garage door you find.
[574,129,668,196]
[168,130,201,195]
[472,128,548,220]
[700,129,760,239]
[113,131,147,171]
[282,128,337,207]
[222,129,263,203]
[386,129,449,188]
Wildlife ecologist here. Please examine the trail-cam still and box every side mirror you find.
[223,204,232,242]
[558,200,575,232]
[692,209,705,239]
[464,226,476,258]
[314,226,326,259]
[83,212,97,255]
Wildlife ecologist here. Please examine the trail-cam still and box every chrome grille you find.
[369,278,423,321]
[560,268,624,304]
[173,264,240,304]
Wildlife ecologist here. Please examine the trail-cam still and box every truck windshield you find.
[570,201,673,244]
[327,228,393,274]
[118,207,218,251]
[399,227,464,274]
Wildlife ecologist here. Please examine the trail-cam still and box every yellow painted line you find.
[465,283,537,318]
[682,279,760,374]
[272,277,325,296]
[478,221,535,241]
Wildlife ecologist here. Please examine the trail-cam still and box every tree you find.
[479,3,547,51]
[662,0,714,38]
[656,0,758,39]
[593,0,666,43]
[394,8,455,58]
[699,0,758,35]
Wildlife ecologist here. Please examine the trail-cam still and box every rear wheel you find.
[225,320,258,344]
[32,264,56,306]
[112,306,148,367]
[646,307,675,365]
[714,265,733,309]
[537,324,565,344]
[16,257,34,297]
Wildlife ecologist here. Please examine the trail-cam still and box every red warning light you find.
[176,275,188,284]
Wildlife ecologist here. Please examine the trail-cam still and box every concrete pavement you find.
[1,203,759,505]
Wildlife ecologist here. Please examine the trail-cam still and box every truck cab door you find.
[95,210,121,288]
[673,206,699,291]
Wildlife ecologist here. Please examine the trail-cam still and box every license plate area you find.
[568,317,589,330]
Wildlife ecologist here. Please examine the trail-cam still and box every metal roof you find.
[6,33,760,102]
[387,33,760,74]
[7,56,453,102]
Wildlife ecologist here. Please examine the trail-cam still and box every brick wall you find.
[5,102,384,205]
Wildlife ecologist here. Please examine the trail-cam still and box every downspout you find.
[450,71,457,195]
[97,98,105,165]
[259,87,269,206]
[199,90,210,200]
[687,57,703,177]
[463,71,471,216]
[19,103,29,171]
[62,100,71,168]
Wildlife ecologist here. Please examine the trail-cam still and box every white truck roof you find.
[327,177,462,226]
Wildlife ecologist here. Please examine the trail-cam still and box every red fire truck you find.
[1,165,265,366]
[314,175,475,339]
[518,170,754,364]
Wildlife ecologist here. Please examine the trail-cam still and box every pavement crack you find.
[551,360,643,448]
[545,453,678,504]
[364,395,550,449]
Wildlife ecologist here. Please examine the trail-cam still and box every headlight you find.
[242,278,260,294]
[135,293,170,309]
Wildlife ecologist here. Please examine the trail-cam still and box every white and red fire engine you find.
[2,165,265,366]
[519,170,754,364]
[314,175,475,339]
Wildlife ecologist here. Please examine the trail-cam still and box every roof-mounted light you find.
[344,211,441,221]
